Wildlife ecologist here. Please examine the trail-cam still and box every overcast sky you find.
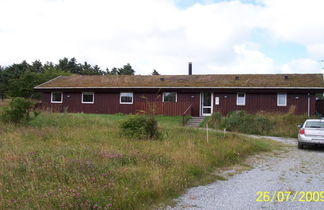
[1,0,324,75]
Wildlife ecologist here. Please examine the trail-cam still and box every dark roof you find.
[35,74,324,89]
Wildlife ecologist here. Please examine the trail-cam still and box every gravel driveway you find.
[166,136,324,210]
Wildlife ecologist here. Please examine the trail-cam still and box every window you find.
[236,93,246,106]
[215,97,220,105]
[82,92,94,104]
[305,121,324,128]
[163,92,177,102]
[51,92,63,103]
[120,92,133,104]
[277,93,287,106]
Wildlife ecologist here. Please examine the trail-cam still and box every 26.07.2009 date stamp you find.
[256,191,324,202]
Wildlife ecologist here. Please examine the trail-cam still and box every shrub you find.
[119,115,160,139]
[260,111,308,138]
[205,110,308,137]
[205,111,274,135]
[222,111,273,135]
[0,97,39,124]
[207,112,223,129]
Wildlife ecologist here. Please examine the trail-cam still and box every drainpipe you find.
[307,93,310,117]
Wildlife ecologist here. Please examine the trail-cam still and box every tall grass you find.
[0,112,279,209]
[260,112,308,138]
[203,109,309,138]
[0,99,9,107]
[0,99,9,112]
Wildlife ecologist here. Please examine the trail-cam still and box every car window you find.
[305,121,324,128]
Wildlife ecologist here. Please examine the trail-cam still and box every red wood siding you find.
[39,92,200,116]
[38,91,316,116]
[316,100,324,116]
[134,93,199,116]
[213,92,315,115]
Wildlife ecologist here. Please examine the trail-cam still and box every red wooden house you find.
[35,72,324,117]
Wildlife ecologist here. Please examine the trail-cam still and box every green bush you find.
[207,112,223,129]
[223,111,273,135]
[262,111,308,138]
[205,111,274,135]
[205,110,310,137]
[0,97,39,124]
[119,115,160,139]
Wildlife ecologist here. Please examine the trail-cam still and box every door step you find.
[185,117,205,128]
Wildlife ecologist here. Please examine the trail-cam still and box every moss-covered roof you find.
[35,74,324,89]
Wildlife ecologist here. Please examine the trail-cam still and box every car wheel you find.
[298,142,304,149]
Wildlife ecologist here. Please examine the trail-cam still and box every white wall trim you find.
[277,93,287,106]
[51,92,63,103]
[199,92,202,117]
[82,92,95,104]
[120,92,133,104]
[236,93,246,106]
[162,92,177,102]
[215,96,220,105]
[201,92,213,116]
[307,93,310,117]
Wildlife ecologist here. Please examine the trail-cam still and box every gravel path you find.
[166,136,324,210]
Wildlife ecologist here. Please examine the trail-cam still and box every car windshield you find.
[305,121,324,128]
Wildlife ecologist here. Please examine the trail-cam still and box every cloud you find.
[209,43,275,74]
[280,58,323,74]
[0,0,323,74]
[261,0,324,44]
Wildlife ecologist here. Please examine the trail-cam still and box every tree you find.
[6,61,31,79]
[56,57,81,74]
[31,60,43,73]
[0,61,31,98]
[80,63,106,75]
[92,65,104,75]
[7,70,69,98]
[152,69,160,75]
[110,67,119,75]
[0,58,136,98]
[117,63,135,75]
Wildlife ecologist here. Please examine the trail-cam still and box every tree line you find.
[0,57,160,99]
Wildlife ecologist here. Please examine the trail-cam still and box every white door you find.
[201,92,213,116]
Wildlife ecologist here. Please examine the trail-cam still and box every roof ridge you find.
[34,75,63,88]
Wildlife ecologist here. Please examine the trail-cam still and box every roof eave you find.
[34,86,324,90]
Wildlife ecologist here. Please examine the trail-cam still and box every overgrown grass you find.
[0,99,9,112]
[0,112,279,209]
[202,110,310,138]
[0,99,9,107]
[259,112,309,138]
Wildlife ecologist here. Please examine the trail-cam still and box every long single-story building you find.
[34,72,324,116]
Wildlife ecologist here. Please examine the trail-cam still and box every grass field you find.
[0,112,280,209]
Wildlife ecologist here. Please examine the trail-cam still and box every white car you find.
[298,119,324,149]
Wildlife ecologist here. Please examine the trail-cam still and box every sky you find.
[0,0,324,75]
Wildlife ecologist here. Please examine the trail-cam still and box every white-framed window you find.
[51,92,63,103]
[215,96,220,105]
[236,93,246,106]
[120,92,133,104]
[277,93,287,106]
[163,92,177,102]
[82,92,94,104]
